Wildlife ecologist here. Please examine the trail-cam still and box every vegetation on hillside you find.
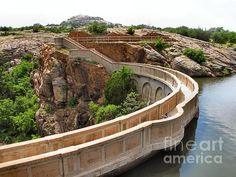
[89,67,146,124]
[87,22,108,35]
[104,67,136,105]
[89,92,146,124]
[154,38,169,52]
[127,26,135,35]
[0,54,39,144]
[1,22,236,46]
[0,24,73,36]
[183,48,206,63]
[163,26,236,44]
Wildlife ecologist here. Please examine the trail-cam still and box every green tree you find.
[0,54,39,144]
[88,101,99,117]
[88,22,107,35]
[210,31,228,44]
[120,92,146,115]
[104,67,136,105]
[32,23,44,33]
[89,92,146,124]
[0,26,12,35]
[0,99,15,130]
[94,104,120,123]
[127,26,135,35]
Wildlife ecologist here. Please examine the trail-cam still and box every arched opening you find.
[155,87,164,101]
[142,82,152,104]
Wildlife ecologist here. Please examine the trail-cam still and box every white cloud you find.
[0,0,236,31]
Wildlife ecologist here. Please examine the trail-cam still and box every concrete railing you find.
[0,60,180,163]
[0,37,198,177]
[70,36,159,43]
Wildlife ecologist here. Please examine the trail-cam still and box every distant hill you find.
[60,15,110,27]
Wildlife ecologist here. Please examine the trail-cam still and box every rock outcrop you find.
[0,39,42,64]
[60,15,109,27]
[0,33,61,64]
[171,55,212,77]
[33,45,110,136]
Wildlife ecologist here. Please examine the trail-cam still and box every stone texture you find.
[33,44,110,136]
[171,55,212,77]
[0,33,61,64]
[144,47,167,65]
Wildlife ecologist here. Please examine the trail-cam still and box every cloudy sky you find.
[1,0,236,31]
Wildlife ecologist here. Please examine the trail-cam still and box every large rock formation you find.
[33,45,110,135]
[60,15,109,27]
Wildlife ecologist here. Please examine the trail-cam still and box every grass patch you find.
[183,48,206,64]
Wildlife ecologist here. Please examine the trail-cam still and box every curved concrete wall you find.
[0,37,198,177]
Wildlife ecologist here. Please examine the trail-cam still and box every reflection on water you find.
[119,75,236,177]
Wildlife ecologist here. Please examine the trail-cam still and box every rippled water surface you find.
[119,75,236,177]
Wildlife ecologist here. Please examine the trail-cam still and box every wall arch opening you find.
[142,82,152,104]
[155,87,164,101]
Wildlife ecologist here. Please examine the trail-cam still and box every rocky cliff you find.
[33,44,109,135]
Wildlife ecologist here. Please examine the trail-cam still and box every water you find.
[119,75,236,177]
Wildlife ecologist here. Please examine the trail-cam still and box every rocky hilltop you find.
[61,15,109,27]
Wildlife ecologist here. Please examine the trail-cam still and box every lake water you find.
[119,75,236,177]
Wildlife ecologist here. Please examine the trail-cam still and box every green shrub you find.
[163,26,236,43]
[127,26,135,35]
[183,48,206,64]
[68,97,78,107]
[104,67,136,105]
[21,53,34,61]
[12,109,36,136]
[88,22,107,35]
[88,101,120,123]
[88,101,99,117]
[0,26,12,36]
[120,92,146,115]
[89,92,146,124]
[44,26,73,33]
[154,38,169,52]
[32,24,44,33]
[164,26,211,42]
[223,68,230,75]
[210,31,228,44]
[94,104,120,124]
